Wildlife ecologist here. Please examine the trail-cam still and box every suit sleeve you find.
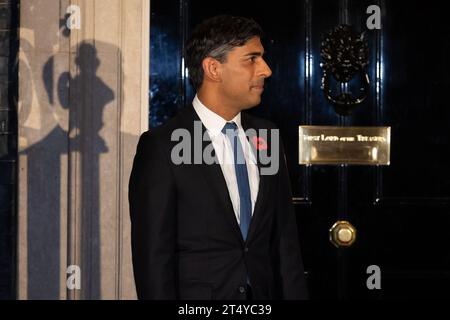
[129,132,178,299]
[274,137,309,299]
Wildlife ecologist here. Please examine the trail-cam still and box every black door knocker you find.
[320,24,370,116]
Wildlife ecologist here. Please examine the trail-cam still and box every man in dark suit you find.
[129,15,308,300]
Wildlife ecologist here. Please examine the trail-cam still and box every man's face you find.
[217,36,272,111]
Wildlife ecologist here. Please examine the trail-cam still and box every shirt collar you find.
[192,94,242,138]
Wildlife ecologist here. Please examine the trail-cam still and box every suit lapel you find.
[241,112,271,244]
[182,106,244,244]
[200,136,246,244]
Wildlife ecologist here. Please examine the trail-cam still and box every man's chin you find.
[242,99,261,110]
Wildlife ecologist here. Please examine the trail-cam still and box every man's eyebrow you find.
[242,51,264,57]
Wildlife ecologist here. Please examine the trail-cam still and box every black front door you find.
[150,0,450,299]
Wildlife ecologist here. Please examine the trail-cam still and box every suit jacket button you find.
[238,286,246,293]
[244,247,249,252]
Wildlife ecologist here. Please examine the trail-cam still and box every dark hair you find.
[185,15,264,91]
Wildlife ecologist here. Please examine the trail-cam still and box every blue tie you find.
[222,122,252,241]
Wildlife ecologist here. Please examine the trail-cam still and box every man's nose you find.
[259,58,272,78]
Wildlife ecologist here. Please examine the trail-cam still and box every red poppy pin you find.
[252,136,268,150]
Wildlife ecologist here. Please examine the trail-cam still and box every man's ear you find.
[202,57,222,83]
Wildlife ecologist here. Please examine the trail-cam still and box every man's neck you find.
[197,91,240,121]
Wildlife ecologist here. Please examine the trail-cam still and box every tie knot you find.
[221,122,238,135]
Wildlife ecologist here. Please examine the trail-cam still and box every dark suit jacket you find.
[129,105,308,300]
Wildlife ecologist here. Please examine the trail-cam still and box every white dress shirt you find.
[192,95,260,224]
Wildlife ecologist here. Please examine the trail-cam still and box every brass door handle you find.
[329,220,357,248]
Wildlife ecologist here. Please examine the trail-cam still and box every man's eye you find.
[249,56,257,62]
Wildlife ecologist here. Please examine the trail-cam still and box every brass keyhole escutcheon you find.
[329,220,357,248]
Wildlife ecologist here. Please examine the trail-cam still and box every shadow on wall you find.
[19,37,136,299]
